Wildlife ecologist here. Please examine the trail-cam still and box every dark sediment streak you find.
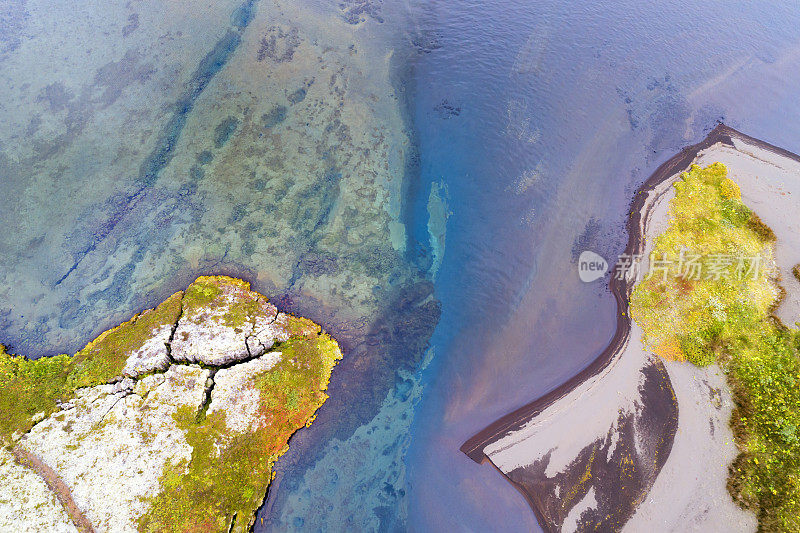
[501,358,678,531]
[54,1,258,288]
[460,123,800,526]
[12,445,95,532]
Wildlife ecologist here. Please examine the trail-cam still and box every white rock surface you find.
[3,276,334,532]
[249,312,297,354]
[19,364,210,533]
[120,324,173,378]
[0,448,78,533]
[208,352,282,434]
[171,282,279,366]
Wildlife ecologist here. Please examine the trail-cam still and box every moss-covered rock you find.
[0,276,342,532]
[171,275,285,366]
[0,346,72,446]
[71,291,184,385]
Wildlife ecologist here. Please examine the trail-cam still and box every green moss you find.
[68,291,183,389]
[182,275,262,331]
[181,276,224,310]
[281,314,322,337]
[631,163,800,529]
[138,331,342,532]
[221,298,261,330]
[0,346,72,446]
[254,333,341,431]
[0,291,183,446]
[747,212,777,243]
[136,407,250,533]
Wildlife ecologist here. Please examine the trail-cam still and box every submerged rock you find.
[0,275,342,532]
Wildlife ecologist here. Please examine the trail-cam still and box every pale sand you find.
[478,131,800,531]
[623,136,800,532]
[484,323,652,478]
[624,361,755,532]
[621,159,755,530]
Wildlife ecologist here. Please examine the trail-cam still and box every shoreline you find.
[460,123,800,523]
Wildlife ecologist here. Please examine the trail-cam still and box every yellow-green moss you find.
[68,291,183,389]
[0,291,183,446]
[281,315,322,337]
[631,163,800,529]
[181,276,225,310]
[136,407,249,533]
[0,346,72,446]
[631,163,777,363]
[182,276,264,331]
[138,331,342,533]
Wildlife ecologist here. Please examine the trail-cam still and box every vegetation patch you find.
[0,291,182,445]
[631,163,800,530]
[181,276,225,309]
[137,331,341,532]
[0,346,72,445]
[69,291,183,388]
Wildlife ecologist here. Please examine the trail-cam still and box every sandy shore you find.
[461,124,799,531]
[624,360,755,532]
[625,132,800,531]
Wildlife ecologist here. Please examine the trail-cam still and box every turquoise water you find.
[4,0,800,531]
[261,0,800,530]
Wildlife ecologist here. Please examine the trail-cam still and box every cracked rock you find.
[120,324,173,378]
[19,365,210,533]
[2,276,340,532]
[171,277,279,366]
[207,352,283,434]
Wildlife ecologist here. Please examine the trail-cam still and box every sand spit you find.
[483,324,677,531]
[462,124,798,531]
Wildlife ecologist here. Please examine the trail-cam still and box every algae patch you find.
[426,180,452,279]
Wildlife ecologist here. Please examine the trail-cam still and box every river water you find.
[3,0,800,531]
[400,1,800,530]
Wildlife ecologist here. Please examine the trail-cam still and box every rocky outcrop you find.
[20,364,209,532]
[172,277,279,366]
[207,353,282,435]
[0,276,342,532]
[120,324,173,379]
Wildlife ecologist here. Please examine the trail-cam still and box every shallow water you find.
[4,0,800,531]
